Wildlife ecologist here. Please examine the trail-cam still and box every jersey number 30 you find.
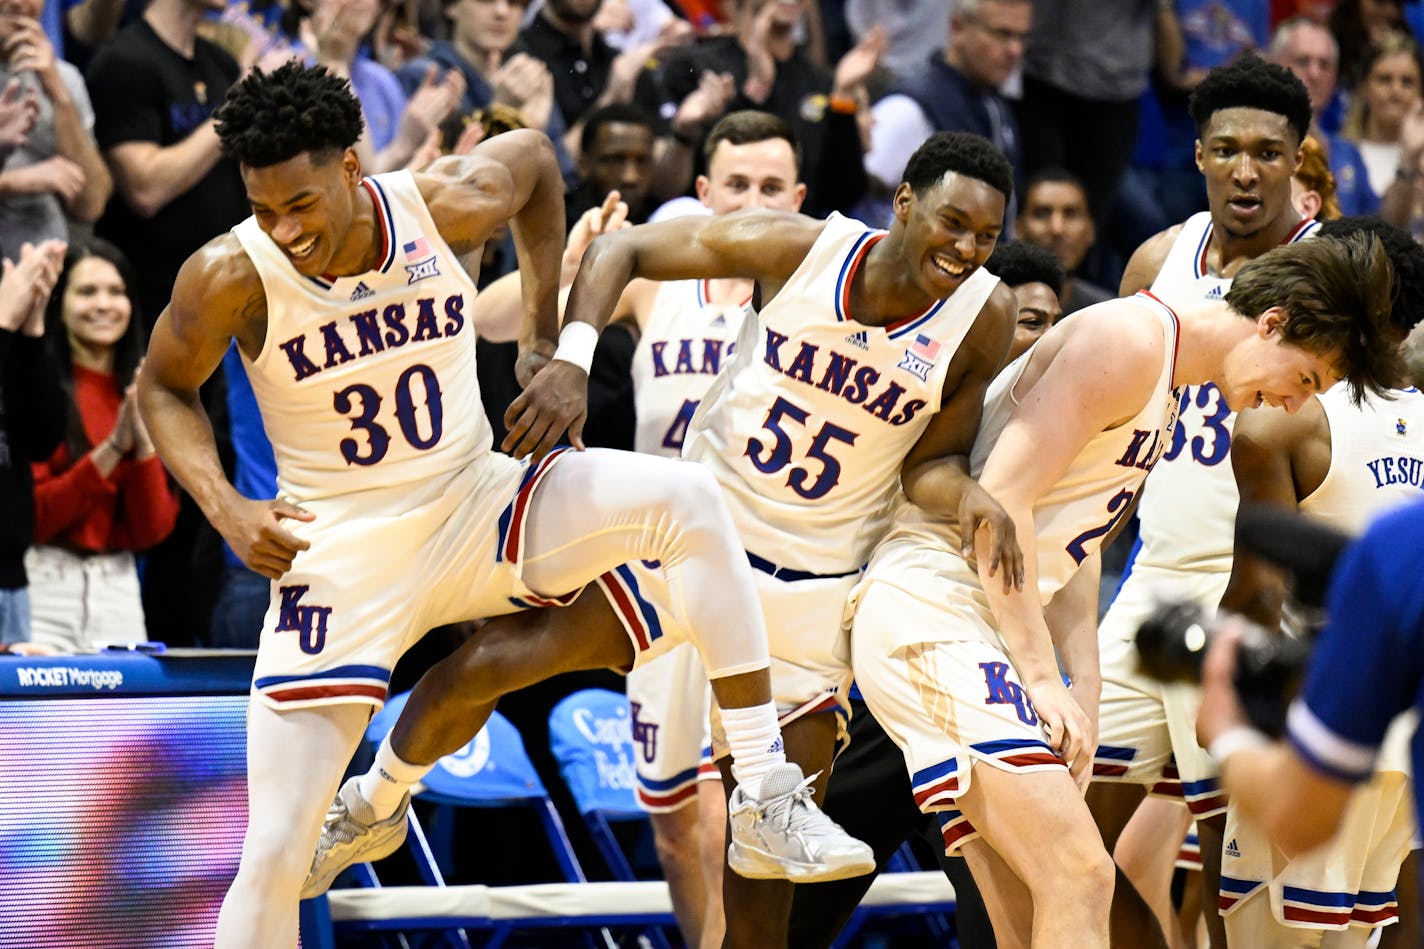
[333,363,444,466]
[746,396,859,500]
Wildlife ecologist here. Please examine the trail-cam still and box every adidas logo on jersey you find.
[710,314,727,328]
[350,281,375,301]
[845,331,869,350]
[1205,285,1223,301]
[1225,837,1240,858]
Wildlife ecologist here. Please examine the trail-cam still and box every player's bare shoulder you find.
[416,129,554,254]
[169,232,268,356]
[1120,224,1186,295]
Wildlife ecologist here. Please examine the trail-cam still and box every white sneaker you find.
[727,763,876,883]
[301,777,410,899]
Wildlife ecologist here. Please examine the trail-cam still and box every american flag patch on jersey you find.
[403,236,432,258]
[909,333,940,361]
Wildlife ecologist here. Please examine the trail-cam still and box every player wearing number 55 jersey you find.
[848,232,1397,947]
[138,65,870,949]
[349,130,1024,949]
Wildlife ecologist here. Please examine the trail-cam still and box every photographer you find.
[1198,498,1424,889]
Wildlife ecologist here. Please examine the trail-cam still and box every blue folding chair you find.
[334,691,592,949]
[549,689,674,949]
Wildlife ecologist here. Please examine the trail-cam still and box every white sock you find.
[358,735,430,820]
[722,701,786,799]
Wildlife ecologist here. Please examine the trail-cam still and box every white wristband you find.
[552,321,599,373]
[1208,725,1271,765]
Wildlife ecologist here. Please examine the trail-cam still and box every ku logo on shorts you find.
[980,661,1039,726]
[629,701,660,763]
[275,584,335,655]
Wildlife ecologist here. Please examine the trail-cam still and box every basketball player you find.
[848,230,1397,947]
[135,64,866,949]
[1213,218,1424,948]
[585,110,809,949]
[786,237,1067,949]
[1088,55,1319,946]
[317,130,1027,948]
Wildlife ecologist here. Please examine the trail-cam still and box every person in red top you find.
[28,239,178,650]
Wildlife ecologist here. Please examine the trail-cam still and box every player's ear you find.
[1259,306,1287,338]
[892,182,914,223]
[342,147,362,184]
[1194,140,1205,174]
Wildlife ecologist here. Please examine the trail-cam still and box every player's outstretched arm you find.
[136,238,313,580]
[900,281,1022,590]
[975,309,1162,782]
[503,209,824,460]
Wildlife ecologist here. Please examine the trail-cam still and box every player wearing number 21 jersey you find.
[844,231,1396,945]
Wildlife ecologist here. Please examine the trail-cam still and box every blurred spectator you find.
[63,0,144,71]
[29,239,177,651]
[0,0,111,256]
[565,102,657,225]
[863,0,1027,229]
[1015,169,1114,315]
[1157,0,1269,92]
[1331,0,1411,91]
[1292,132,1342,220]
[1341,31,1423,210]
[1269,17,1374,214]
[85,0,249,649]
[641,0,879,216]
[984,238,1065,365]
[844,0,945,79]
[0,238,66,648]
[289,0,466,172]
[1017,0,1157,228]
[0,76,38,161]
[596,0,679,50]
[84,0,249,325]
[519,0,634,126]
[398,0,577,177]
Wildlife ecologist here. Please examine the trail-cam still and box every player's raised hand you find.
[216,496,315,580]
[959,480,1024,593]
[1027,676,1095,788]
[503,359,589,460]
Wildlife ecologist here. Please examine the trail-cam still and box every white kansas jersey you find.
[235,171,487,501]
[887,292,1182,602]
[631,279,748,457]
[683,212,998,575]
[1135,211,1319,573]
[1300,386,1424,531]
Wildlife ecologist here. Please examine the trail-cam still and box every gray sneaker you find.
[301,777,410,899]
[727,763,875,883]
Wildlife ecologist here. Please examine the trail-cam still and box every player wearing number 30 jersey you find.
[138,65,873,949]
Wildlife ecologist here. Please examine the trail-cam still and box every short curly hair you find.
[1319,215,1424,336]
[1226,231,1397,403]
[986,240,1064,298]
[215,62,365,167]
[902,131,1013,203]
[1188,54,1312,145]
